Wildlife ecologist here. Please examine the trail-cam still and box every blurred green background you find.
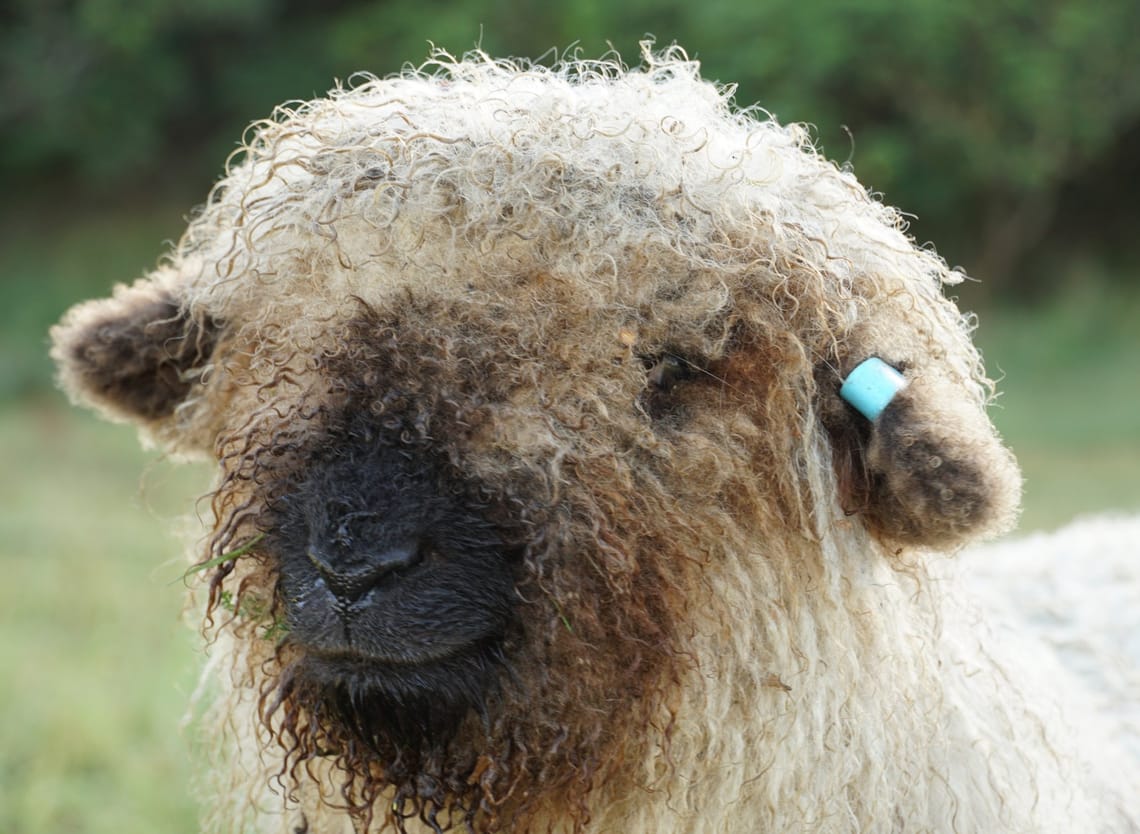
[2,1,1138,831]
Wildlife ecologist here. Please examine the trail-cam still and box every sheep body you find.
[204,515,1140,834]
[962,516,1140,770]
[51,48,1138,833]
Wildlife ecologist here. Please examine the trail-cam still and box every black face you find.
[268,430,517,731]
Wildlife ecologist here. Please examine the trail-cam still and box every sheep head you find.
[51,49,1020,831]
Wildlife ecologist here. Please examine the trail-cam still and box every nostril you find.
[369,540,423,574]
[307,538,423,601]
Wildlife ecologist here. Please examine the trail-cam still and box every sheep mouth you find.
[274,543,516,729]
[295,634,508,702]
[278,555,514,669]
[276,638,508,752]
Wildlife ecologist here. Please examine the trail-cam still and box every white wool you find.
[53,47,1139,833]
[177,53,1136,833]
[961,516,1140,775]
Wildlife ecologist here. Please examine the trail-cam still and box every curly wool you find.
[50,47,1137,833]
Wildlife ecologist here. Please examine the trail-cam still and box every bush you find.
[4,0,1139,292]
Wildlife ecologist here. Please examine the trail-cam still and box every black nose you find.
[307,539,423,601]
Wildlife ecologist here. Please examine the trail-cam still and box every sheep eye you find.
[644,354,694,392]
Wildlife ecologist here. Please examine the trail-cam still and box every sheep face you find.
[204,290,704,823]
[50,51,1022,831]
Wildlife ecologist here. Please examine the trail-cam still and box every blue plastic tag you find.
[840,358,907,421]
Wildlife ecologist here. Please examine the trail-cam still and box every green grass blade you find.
[181,534,265,580]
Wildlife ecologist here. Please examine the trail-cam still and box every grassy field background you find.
[0,402,209,834]
[1,200,1138,833]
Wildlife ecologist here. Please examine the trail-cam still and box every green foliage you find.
[2,0,268,181]
[217,588,291,642]
[628,0,1140,280]
[4,0,1139,286]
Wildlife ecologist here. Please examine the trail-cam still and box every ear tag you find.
[840,358,907,421]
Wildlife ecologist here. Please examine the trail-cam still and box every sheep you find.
[50,47,1139,833]
[959,515,1140,772]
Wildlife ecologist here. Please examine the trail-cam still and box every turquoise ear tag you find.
[840,358,907,421]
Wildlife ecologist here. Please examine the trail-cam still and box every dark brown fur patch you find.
[62,291,217,421]
[863,392,1000,546]
[195,302,693,832]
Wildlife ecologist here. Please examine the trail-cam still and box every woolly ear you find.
[821,360,1021,549]
[51,276,217,430]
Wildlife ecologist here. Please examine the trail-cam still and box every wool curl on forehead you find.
[175,45,984,399]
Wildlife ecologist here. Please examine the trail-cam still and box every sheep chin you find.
[285,638,506,747]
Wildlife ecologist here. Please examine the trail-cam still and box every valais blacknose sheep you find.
[51,48,1139,833]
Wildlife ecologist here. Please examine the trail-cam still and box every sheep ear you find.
[822,363,1021,549]
[51,278,217,427]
